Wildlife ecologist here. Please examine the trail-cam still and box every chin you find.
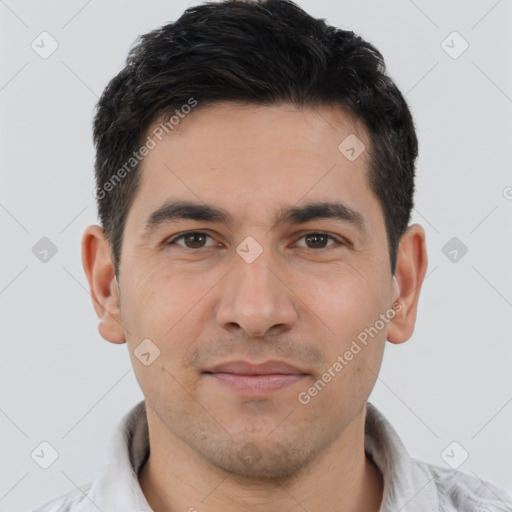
[198,435,323,480]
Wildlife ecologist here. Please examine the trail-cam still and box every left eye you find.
[167,231,342,250]
[294,232,342,250]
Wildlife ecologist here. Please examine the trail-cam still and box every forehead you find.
[126,102,384,237]
[150,101,367,162]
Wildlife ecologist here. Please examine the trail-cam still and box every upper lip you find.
[206,360,308,375]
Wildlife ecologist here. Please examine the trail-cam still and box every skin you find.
[82,102,428,512]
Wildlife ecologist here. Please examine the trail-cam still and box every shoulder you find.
[32,483,93,512]
[415,459,512,512]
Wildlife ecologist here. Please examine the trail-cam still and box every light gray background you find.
[1,0,511,510]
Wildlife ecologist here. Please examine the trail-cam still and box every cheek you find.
[122,272,207,406]
[302,266,387,335]
[119,271,204,391]
[304,268,389,389]
[122,268,201,333]
[299,337,385,423]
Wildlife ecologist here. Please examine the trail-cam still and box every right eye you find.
[165,231,219,250]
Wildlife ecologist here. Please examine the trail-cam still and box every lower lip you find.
[206,372,306,395]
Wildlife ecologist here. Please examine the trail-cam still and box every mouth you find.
[202,360,309,396]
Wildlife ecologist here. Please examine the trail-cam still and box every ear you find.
[82,225,126,344]
[386,223,428,345]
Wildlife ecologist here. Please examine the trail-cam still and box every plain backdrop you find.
[1,0,511,510]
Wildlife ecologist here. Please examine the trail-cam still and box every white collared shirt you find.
[33,400,512,511]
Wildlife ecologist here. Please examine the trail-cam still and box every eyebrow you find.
[142,199,368,238]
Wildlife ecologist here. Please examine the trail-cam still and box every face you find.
[113,102,400,478]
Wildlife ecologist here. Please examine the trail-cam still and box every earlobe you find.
[82,225,126,344]
[386,224,428,345]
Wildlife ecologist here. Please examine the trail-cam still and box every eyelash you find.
[165,231,345,251]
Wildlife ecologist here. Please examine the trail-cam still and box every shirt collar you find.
[87,400,439,511]
[88,400,151,511]
[365,402,439,511]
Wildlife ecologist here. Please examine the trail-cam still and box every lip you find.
[209,360,307,375]
[203,360,309,396]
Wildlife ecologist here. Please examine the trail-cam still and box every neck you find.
[138,405,383,512]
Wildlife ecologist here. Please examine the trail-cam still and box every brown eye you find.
[295,232,342,250]
[167,232,216,249]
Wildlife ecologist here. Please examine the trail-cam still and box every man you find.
[34,0,512,510]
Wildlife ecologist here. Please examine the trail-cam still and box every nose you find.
[214,249,299,338]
